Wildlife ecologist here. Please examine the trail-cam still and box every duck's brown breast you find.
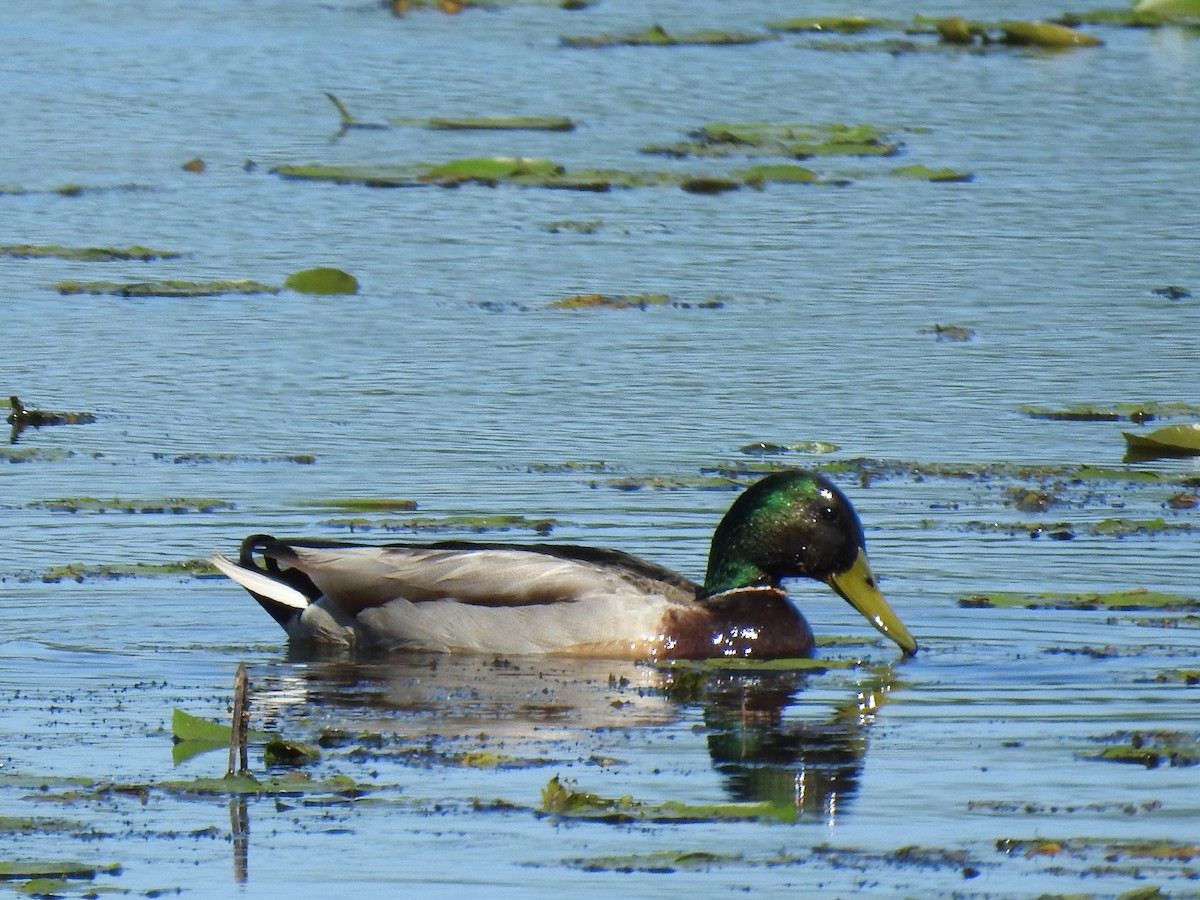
[651,589,814,660]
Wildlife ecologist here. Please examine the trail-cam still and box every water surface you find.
[2,0,1199,895]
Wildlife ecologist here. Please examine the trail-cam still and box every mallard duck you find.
[210,470,917,659]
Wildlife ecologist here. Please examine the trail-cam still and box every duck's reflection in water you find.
[251,650,895,826]
[688,668,895,824]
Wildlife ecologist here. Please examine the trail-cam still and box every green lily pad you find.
[299,498,418,512]
[1081,731,1200,768]
[50,279,278,298]
[263,736,321,767]
[33,560,218,582]
[920,323,975,341]
[892,164,974,182]
[735,164,819,185]
[426,156,563,182]
[767,16,890,33]
[414,116,576,131]
[645,122,900,160]
[959,589,1200,611]
[1123,424,1200,458]
[284,267,359,295]
[0,244,184,261]
[0,860,121,881]
[540,775,796,823]
[558,850,745,873]
[999,20,1103,47]
[561,24,777,48]
[1133,0,1200,17]
[152,451,316,464]
[28,497,233,514]
[1054,9,1185,26]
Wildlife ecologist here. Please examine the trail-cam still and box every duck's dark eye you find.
[820,505,838,521]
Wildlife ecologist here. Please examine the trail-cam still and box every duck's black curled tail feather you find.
[237,534,322,627]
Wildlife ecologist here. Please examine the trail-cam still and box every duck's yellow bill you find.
[825,549,918,656]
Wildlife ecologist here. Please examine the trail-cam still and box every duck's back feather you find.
[242,535,700,616]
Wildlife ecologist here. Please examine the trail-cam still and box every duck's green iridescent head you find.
[702,469,917,656]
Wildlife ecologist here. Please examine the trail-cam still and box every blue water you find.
[2,0,1199,895]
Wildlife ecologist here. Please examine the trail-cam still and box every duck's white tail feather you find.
[210,554,310,611]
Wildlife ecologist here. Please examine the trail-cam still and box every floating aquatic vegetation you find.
[767,15,892,33]
[792,16,1105,52]
[50,279,278,298]
[1133,0,1200,18]
[892,164,974,182]
[1153,284,1192,300]
[30,559,217,583]
[263,736,321,767]
[298,498,418,512]
[0,446,74,463]
[920,323,975,341]
[0,859,121,881]
[998,21,1104,47]
[27,497,233,514]
[522,460,614,474]
[153,451,316,464]
[1054,9,1194,26]
[561,24,777,48]
[602,475,739,491]
[959,588,1200,611]
[644,122,901,160]
[0,244,185,261]
[539,775,796,823]
[555,850,746,873]
[7,396,96,443]
[181,157,205,173]
[739,441,840,455]
[1016,401,1199,422]
[548,292,724,310]
[275,158,844,192]
[321,514,557,534]
[1082,731,1200,768]
[1006,486,1061,512]
[542,219,603,233]
[284,267,358,295]
[735,163,819,185]
[0,182,156,197]
[967,798,1163,816]
[1123,423,1200,460]
[997,835,1200,858]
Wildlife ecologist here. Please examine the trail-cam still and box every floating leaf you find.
[540,775,796,823]
[419,116,575,132]
[173,708,234,744]
[51,279,278,298]
[561,25,776,48]
[735,164,818,185]
[892,164,974,182]
[263,736,320,767]
[298,498,418,512]
[766,16,890,33]
[0,860,121,880]
[959,589,1200,611]
[0,244,185,261]
[284,267,359,295]
[1000,21,1103,47]
[645,122,900,160]
[1133,0,1200,18]
[1123,423,1200,459]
